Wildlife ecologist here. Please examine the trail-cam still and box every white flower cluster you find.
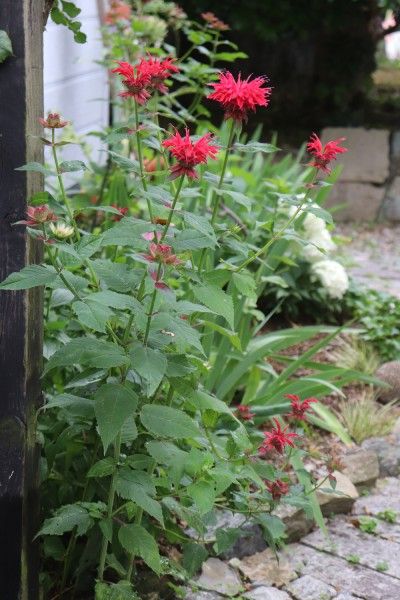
[289,204,349,299]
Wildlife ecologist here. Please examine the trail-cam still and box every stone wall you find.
[320,127,400,221]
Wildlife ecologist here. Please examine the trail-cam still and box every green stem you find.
[160,174,185,242]
[143,262,163,346]
[134,99,154,223]
[51,129,80,240]
[98,432,122,581]
[198,119,236,272]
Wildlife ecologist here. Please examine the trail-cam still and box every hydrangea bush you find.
[0,3,356,597]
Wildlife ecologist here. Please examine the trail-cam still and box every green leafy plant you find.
[0,3,369,597]
[358,516,378,535]
[50,0,87,43]
[346,554,360,564]
[377,509,397,523]
[376,561,390,572]
[331,335,380,376]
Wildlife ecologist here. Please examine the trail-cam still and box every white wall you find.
[43,0,108,166]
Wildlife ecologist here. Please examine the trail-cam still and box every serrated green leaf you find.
[130,344,167,396]
[118,524,161,574]
[59,160,87,173]
[0,30,13,63]
[15,162,55,176]
[87,458,116,478]
[37,504,94,537]
[140,404,199,439]
[182,542,208,576]
[73,299,113,332]
[0,265,57,290]
[95,383,138,452]
[194,284,235,329]
[44,338,129,373]
[187,479,216,514]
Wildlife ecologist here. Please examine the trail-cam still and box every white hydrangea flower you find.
[303,227,337,263]
[311,259,349,299]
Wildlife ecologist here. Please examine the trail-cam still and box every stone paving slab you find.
[301,516,400,579]
[286,543,400,599]
[353,477,400,519]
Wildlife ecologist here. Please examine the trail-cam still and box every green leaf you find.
[87,458,116,478]
[118,524,161,574]
[214,51,248,62]
[183,212,217,241]
[0,30,13,63]
[95,581,139,600]
[234,141,278,154]
[59,160,87,173]
[174,229,217,251]
[232,272,257,300]
[194,284,235,329]
[182,542,208,576]
[44,338,129,373]
[94,383,138,452]
[140,404,199,439]
[72,300,113,332]
[188,389,234,416]
[116,468,165,525]
[0,265,57,290]
[37,503,94,537]
[15,162,55,176]
[88,290,141,311]
[91,259,139,292]
[61,0,81,17]
[214,528,242,554]
[130,344,167,396]
[146,441,188,466]
[187,480,216,514]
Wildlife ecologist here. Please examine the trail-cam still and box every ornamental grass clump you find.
[0,5,358,597]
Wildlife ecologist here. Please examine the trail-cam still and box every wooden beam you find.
[0,1,44,598]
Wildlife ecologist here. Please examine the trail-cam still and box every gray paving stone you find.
[334,595,363,600]
[195,558,243,597]
[287,543,400,599]
[243,586,291,600]
[286,574,336,599]
[353,477,400,518]
[361,438,400,477]
[185,591,222,600]
[301,516,400,579]
[341,448,379,491]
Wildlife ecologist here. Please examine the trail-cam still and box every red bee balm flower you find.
[266,479,290,501]
[259,418,299,455]
[138,56,179,94]
[162,129,219,179]
[208,71,272,123]
[17,205,57,226]
[236,405,255,421]
[307,133,348,173]
[112,61,151,105]
[285,394,317,421]
[144,243,181,266]
[39,113,69,129]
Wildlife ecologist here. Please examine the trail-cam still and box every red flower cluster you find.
[162,129,219,179]
[266,479,290,501]
[110,204,128,221]
[201,11,230,31]
[39,113,69,129]
[285,394,317,422]
[144,243,181,266]
[112,57,179,105]
[17,205,57,227]
[208,71,272,123]
[307,133,348,173]
[259,418,299,455]
[236,405,255,421]
[104,0,131,24]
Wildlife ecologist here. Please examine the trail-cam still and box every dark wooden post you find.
[0,1,44,598]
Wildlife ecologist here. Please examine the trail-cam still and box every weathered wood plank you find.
[0,1,44,598]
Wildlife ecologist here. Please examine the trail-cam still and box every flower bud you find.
[49,222,74,239]
[39,113,69,129]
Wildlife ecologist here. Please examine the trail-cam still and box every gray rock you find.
[341,448,379,491]
[353,477,400,519]
[286,574,336,600]
[243,586,291,600]
[286,543,400,599]
[230,549,297,588]
[185,591,222,600]
[316,471,359,516]
[321,128,390,183]
[383,177,400,221]
[273,504,313,542]
[195,558,243,597]
[361,437,400,476]
[325,182,384,222]
[375,361,400,403]
[335,595,363,600]
[302,516,400,579]
[186,511,266,559]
